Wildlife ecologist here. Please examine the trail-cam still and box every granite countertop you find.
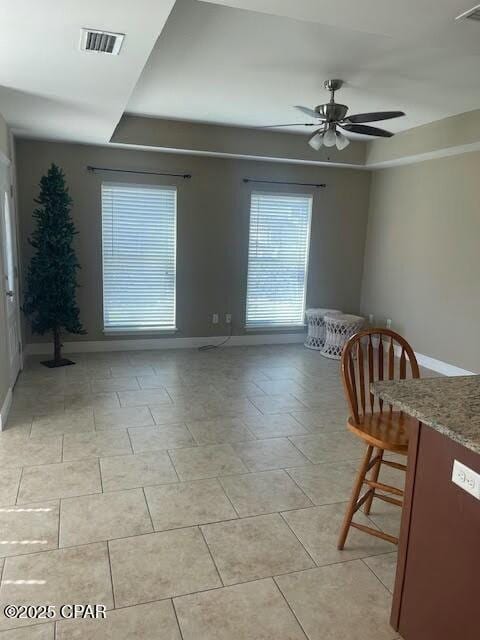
[371,375,480,455]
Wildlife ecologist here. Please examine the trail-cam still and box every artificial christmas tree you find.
[23,164,85,367]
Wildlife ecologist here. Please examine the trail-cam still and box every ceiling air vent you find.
[80,28,125,55]
[456,4,480,21]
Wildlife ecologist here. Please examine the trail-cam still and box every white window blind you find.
[102,183,177,332]
[246,191,312,328]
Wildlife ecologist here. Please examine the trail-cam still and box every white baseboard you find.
[391,343,475,376]
[414,351,475,376]
[25,332,305,355]
[0,387,13,431]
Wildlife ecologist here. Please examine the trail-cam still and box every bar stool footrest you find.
[350,522,398,545]
[364,479,404,497]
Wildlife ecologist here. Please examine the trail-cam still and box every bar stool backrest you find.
[341,328,420,424]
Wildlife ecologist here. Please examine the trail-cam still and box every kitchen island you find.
[372,375,480,640]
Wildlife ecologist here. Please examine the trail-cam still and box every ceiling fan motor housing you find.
[316,102,348,122]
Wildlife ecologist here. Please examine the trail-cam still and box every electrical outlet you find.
[452,460,480,500]
[386,318,392,329]
[225,313,232,324]
[368,314,374,325]
[212,313,219,324]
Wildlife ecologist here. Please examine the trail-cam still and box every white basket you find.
[304,308,342,350]
[320,313,365,359]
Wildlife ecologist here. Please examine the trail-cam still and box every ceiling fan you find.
[259,79,405,151]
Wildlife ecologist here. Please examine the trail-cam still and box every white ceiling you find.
[201,0,474,37]
[1,0,480,144]
[0,0,176,144]
[127,0,480,134]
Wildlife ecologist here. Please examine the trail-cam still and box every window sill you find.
[245,324,306,332]
[103,327,178,336]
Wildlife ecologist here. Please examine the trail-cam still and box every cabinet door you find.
[398,426,480,640]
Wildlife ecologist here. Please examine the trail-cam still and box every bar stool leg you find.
[337,445,374,550]
[363,448,384,516]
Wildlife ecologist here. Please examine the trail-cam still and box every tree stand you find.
[41,329,75,368]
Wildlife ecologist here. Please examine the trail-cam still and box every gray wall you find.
[112,114,367,167]
[361,151,480,372]
[16,139,371,344]
[366,109,480,167]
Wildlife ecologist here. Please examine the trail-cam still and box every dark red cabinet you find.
[392,424,480,639]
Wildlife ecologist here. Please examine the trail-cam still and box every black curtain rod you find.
[243,178,326,188]
[87,166,192,179]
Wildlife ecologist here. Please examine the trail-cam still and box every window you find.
[246,191,312,328]
[102,183,177,332]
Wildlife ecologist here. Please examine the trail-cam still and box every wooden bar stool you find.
[337,328,420,549]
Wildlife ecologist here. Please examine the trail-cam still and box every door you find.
[0,162,21,386]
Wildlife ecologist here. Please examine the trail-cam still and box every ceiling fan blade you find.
[345,111,405,124]
[340,123,394,137]
[295,105,325,119]
[256,123,316,129]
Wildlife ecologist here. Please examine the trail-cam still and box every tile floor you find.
[0,343,431,639]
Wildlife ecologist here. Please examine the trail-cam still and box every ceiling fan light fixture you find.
[308,130,324,150]
[323,127,337,147]
[335,131,350,150]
